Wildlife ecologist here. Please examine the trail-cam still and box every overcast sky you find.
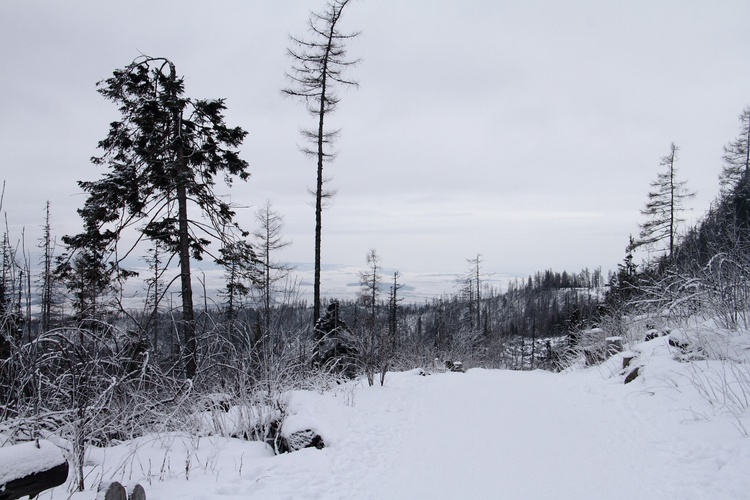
[2,0,750,296]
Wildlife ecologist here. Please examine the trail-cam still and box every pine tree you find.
[38,201,57,334]
[62,56,250,379]
[720,106,750,195]
[388,271,404,349]
[633,143,695,261]
[217,238,257,322]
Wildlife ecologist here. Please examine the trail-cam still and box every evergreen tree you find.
[633,143,695,261]
[38,201,58,333]
[388,271,404,349]
[720,106,750,195]
[217,238,257,321]
[57,247,110,321]
[62,56,250,379]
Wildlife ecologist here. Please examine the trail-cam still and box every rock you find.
[644,329,660,341]
[97,481,126,500]
[622,353,636,370]
[624,366,640,384]
[668,335,689,351]
[282,429,325,453]
[448,361,465,373]
[129,483,147,500]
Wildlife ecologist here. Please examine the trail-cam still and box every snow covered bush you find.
[0,324,189,491]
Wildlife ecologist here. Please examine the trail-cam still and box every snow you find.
[29,334,750,499]
[0,439,65,484]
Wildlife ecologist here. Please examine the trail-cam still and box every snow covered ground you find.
[29,333,750,499]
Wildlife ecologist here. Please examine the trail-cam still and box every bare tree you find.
[358,249,381,386]
[458,254,483,332]
[253,201,293,334]
[283,0,360,327]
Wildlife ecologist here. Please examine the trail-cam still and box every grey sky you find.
[2,0,750,296]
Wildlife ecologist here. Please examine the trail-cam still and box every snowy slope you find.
[33,338,750,499]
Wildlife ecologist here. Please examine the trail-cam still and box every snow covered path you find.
[213,367,749,499]
[358,369,695,499]
[376,370,669,499]
[52,351,750,500]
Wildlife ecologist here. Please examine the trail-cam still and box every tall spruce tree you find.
[62,56,250,379]
[283,0,360,327]
[633,143,695,261]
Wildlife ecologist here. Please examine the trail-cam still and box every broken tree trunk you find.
[0,440,68,500]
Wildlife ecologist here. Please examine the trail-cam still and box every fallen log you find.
[0,440,68,500]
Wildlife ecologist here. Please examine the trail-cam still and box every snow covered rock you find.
[624,366,641,384]
[96,481,126,500]
[431,358,465,373]
[95,481,147,500]
[129,484,147,500]
[447,360,465,372]
[281,429,325,453]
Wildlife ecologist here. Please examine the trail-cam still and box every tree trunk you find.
[177,174,196,379]
[313,84,326,328]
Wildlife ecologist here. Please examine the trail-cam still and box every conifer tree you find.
[62,56,250,379]
[38,201,57,333]
[217,238,257,322]
[633,143,695,261]
[720,106,750,195]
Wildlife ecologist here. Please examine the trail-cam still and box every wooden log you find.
[0,440,68,500]
[0,461,68,500]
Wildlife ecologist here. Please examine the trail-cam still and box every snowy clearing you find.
[24,333,750,499]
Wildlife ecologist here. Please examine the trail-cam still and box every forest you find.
[1,0,750,495]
